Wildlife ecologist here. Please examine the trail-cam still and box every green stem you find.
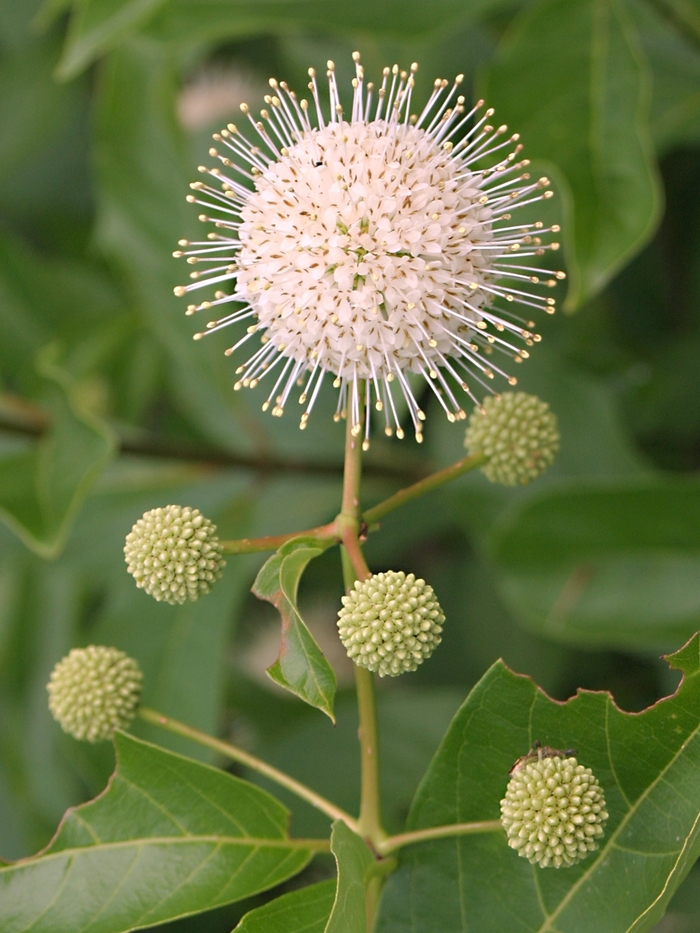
[138,706,358,832]
[376,820,503,856]
[220,522,338,555]
[219,451,488,556]
[362,450,487,527]
[354,665,384,845]
[338,400,387,858]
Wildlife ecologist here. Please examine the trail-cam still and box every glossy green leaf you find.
[253,537,337,720]
[0,349,115,557]
[326,820,376,933]
[57,0,168,79]
[234,879,336,933]
[378,632,700,933]
[0,732,314,933]
[486,479,700,647]
[482,0,661,308]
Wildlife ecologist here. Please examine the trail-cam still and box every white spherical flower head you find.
[464,391,559,485]
[175,54,564,447]
[47,646,143,742]
[500,747,608,868]
[337,570,444,676]
[124,504,225,604]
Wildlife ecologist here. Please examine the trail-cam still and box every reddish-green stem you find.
[218,451,487,557]
[220,522,338,555]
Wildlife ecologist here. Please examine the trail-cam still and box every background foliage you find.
[1,0,700,929]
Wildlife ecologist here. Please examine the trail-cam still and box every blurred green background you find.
[1,0,699,930]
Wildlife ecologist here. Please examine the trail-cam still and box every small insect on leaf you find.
[508,739,577,774]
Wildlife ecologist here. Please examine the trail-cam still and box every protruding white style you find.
[175,54,564,446]
[124,505,225,604]
[47,646,143,742]
[337,570,444,676]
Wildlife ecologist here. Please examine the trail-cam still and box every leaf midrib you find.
[1,834,315,872]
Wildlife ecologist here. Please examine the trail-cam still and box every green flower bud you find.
[337,571,445,677]
[124,504,225,604]
[47,646,143,742]
[500,753,608,868]
[464,391,559,486]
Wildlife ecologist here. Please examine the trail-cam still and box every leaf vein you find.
[536,718,700,931]
[21,853,75,932]
[76,847,142,933]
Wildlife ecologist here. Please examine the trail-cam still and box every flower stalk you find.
[362,450,487,527]
[377,820,503,856]
[217,449,489,558]
[338,401,387,858]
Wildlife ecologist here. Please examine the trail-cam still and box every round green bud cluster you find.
[124,505,225,604]
[337,571,445,677]
[464,391,559,486]
[47,646,143,742]
[500,755,608,868]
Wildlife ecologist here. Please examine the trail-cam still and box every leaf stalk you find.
[376,820,503,856]
[137,706,358,832]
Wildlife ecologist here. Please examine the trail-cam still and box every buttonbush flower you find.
[501,749,608,868]
[124,505,225,604]
[175,54,563,446]
[337,570,444,676]
[47,646,143,742]
[464,391,559,485]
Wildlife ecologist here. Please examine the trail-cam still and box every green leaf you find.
[326,820,376,933]
[253,538,337,720]
[234,879,336,933]
[486,478,700,647]
[627,0,700,152]
[0,732,315,933]
[0,349,115,557]
[377,633,700,933]
[56,0,169,79]
[481,0,662,308]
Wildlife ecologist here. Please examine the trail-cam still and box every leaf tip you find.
[664,630,700,677]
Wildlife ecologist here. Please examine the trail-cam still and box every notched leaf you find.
[378,629,700,933]
[253,537,337,721]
